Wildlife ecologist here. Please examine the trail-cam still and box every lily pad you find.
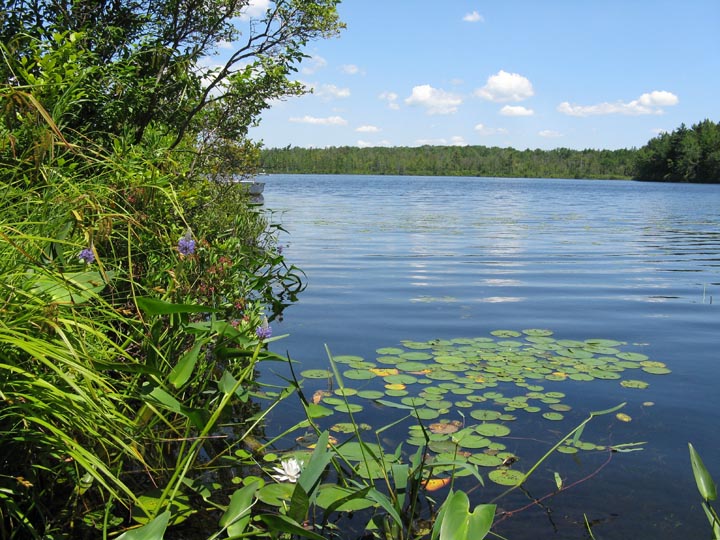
[475,424,511,437]
[301,369,333,379]
[620,379,649,389]
[488,469,525,486]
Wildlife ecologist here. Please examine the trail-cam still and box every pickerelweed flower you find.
[178,231,196,256]
[271,457,302,483]
[78,247,95,264]
[256,318,272,340]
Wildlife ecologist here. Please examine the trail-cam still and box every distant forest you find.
[260,119,720,183]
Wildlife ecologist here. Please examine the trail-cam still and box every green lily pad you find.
[488,469,525,486]
[542,412,564,421]
[343,369,376,380]
[455,434,492,449]
[300,369,333,379]
[334,355,365,364]
[470,410,502,421]
[357,390,385,399]
[475,424,511,437]
[315,484,377,511]
[468,453,504,467]
[376,347,405,355]
[620,379,650,389]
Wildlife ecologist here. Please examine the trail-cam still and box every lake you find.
[260,174,719,539]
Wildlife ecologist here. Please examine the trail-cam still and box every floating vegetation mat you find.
[297,329,670,485]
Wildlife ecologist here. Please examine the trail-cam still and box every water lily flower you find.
[271,457,302,483]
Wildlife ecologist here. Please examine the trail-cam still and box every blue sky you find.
[241,1,719,150]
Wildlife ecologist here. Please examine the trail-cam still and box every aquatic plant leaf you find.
[542,412,564,421]
[357,390,384,399]
[116,511,171,540]
[470,410,502,421]
[343,369,375,380]
[689,443,718,502]
[301,369,333,379]
[616,413,632,422]
[315,484,376,511]
[220,482,259,536]
[434,490,495,540]
[475,424,511,437]
[621,379,650,389]
[488,469,525,486]
[468,454,504,467]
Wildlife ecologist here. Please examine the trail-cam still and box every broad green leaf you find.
[689,443,717,501]
[257,513,326,540]
[219,482,259,536]
[288,482,311,524]
[136,297,217,315]
[297,431,334,495]
[169,338,205,389]
[116,511,170,540]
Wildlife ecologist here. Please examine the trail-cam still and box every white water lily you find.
[271,457,302,483]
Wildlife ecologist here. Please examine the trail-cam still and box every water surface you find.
[261,174,719,539]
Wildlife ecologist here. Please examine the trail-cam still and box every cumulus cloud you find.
[474,124,508,136]
[463,11,484,22]
[379,91,400,110]
[301,55,327,75]
[475,70,534,102]
[358,139,391,148]
[289,115,347,126]
[237,0,270,20]
[405,84,463,115]
[356,125,380,133]
[500,105,534,116]
[314,83,351,100]
[539,130,562,138]
[557,90,679,116]
[341,64,362,75]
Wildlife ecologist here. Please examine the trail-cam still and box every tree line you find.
[260,119,720,183]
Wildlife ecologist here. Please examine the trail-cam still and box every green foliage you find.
[260,145,637,179]
[689,443,720,539]
[634,119,720,182]
[0,2,337,535]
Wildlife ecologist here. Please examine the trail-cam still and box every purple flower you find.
[256,320,272,340]
[178,233,196,256]
[78,247,95,264]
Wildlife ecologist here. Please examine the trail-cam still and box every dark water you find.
[260,174,720,539]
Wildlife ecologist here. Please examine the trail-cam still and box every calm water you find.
[260,174,719,539]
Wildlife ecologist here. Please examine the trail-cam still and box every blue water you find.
[260,174,720,539]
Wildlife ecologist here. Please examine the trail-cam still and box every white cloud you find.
[557,90,679,116]
[315,84,351,100]
[237,0,270,20]
[301,55,327,75]
[474,124,509,136]
[476,70,534,102]
[539,129,562,138]
[500,105,534,116]
[415,138,449,146]
[358,139,391,148]
[463,11,484,23]
[289,115,348,126]
[405,84,463,115]
[450,136,468,146]
[379,91,400,110]
[341,64,361,75]
[639,90,679,107]
[356,125,381,133]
